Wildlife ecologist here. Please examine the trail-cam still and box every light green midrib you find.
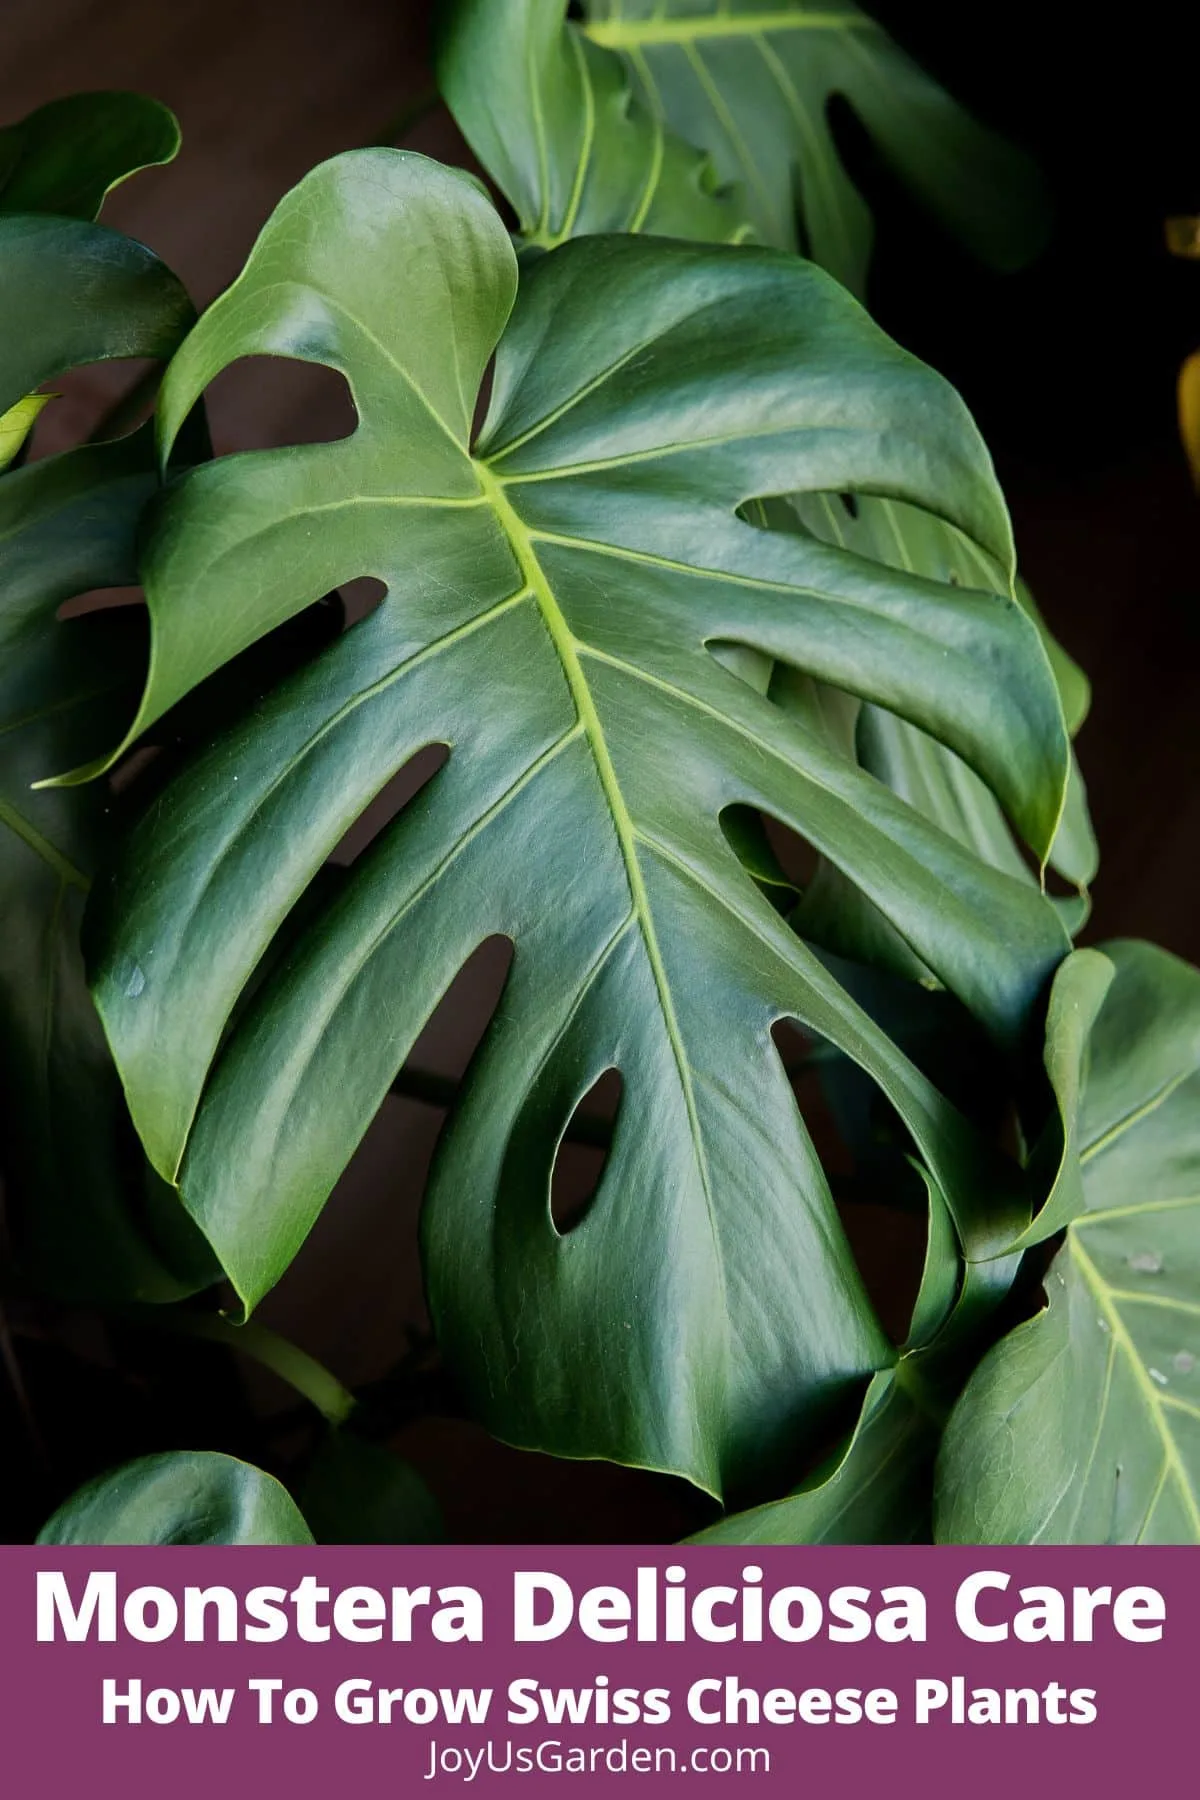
[560,26,597,240]
[1081,1070,1192,1165]
[528,24,552,239]
[475,459,725,1297]
[752,28,850,268]
[679,37,775,228]
[583,10,877,49]
[1077,1193,1200,1227]
[626,47,667,231]
[1071,1235,1200,1538]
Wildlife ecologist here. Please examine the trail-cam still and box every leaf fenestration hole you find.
[337,576,387,625]
[401,935,516,1093]
[257,937,517,1386]
[200,356,357,453]
[550,1068,623,1238]
[770,1019,925,1345]
[56,583,143,620]
[25,357,160,461]
[770,1017,846,1166]
[761,810,820,889]
[843,1201,935,1348]
[706,638,773,696]
[330,743,450,867]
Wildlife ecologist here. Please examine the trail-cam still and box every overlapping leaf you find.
[691,1177,1018,1542]
[38,1451,313,1545]
[440,0,1095,967]
[440,0,1049,295]
[937,941,1200,1543]
[81,150,1068,1496]
[436,0,754,248]
[775,492,1096,960]
[0,92,179,220]
[0,113,207,1300]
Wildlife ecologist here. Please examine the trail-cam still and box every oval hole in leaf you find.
[762,811,819,890]
[27,357,158,459]
[260,937,517,1382]
[338,575,387,625]
[718,804,794,909]
[56,583,143,620]
[718,802,818,903]
[770,1017,847,1172]
[706,637,772,696]
[550,1067,623,1237]
[330,742,450,867]
[200,355,357,453]
[839,1201,929,1347]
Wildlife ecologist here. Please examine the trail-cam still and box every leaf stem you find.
[140,1310,356,1426]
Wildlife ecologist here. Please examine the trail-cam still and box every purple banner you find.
[3,1546,1192,1795]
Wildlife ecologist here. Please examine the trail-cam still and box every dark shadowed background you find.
[1,0,1197,1540]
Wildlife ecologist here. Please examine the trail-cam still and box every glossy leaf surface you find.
[938,941,1200,1543]
[0,92,179,221]
[778,491,1096,960]
[689,1370,938,1543]
[86,150,1067,1496]
[440,1,1094,953]
[691,1176,1016,1542]
[0,210,203,1299]
[441,0,1048,295]
[38,1451,313,1545]
[437,0,753,249]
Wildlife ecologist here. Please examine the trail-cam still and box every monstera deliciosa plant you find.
[5,2,1198,1549]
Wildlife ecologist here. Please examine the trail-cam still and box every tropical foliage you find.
[2,6,1193,1546]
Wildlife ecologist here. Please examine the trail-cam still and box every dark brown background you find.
[2,0,1197,1539]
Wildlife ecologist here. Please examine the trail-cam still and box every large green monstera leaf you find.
[937,941,1200,1543]
[439,0,1094,949]
[84,150,1069,1496]
[439,0,1048,294]
[0,104,211,1300]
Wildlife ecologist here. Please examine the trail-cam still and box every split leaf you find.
[85,150,1067,1496]
[938,941,1200,1543]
